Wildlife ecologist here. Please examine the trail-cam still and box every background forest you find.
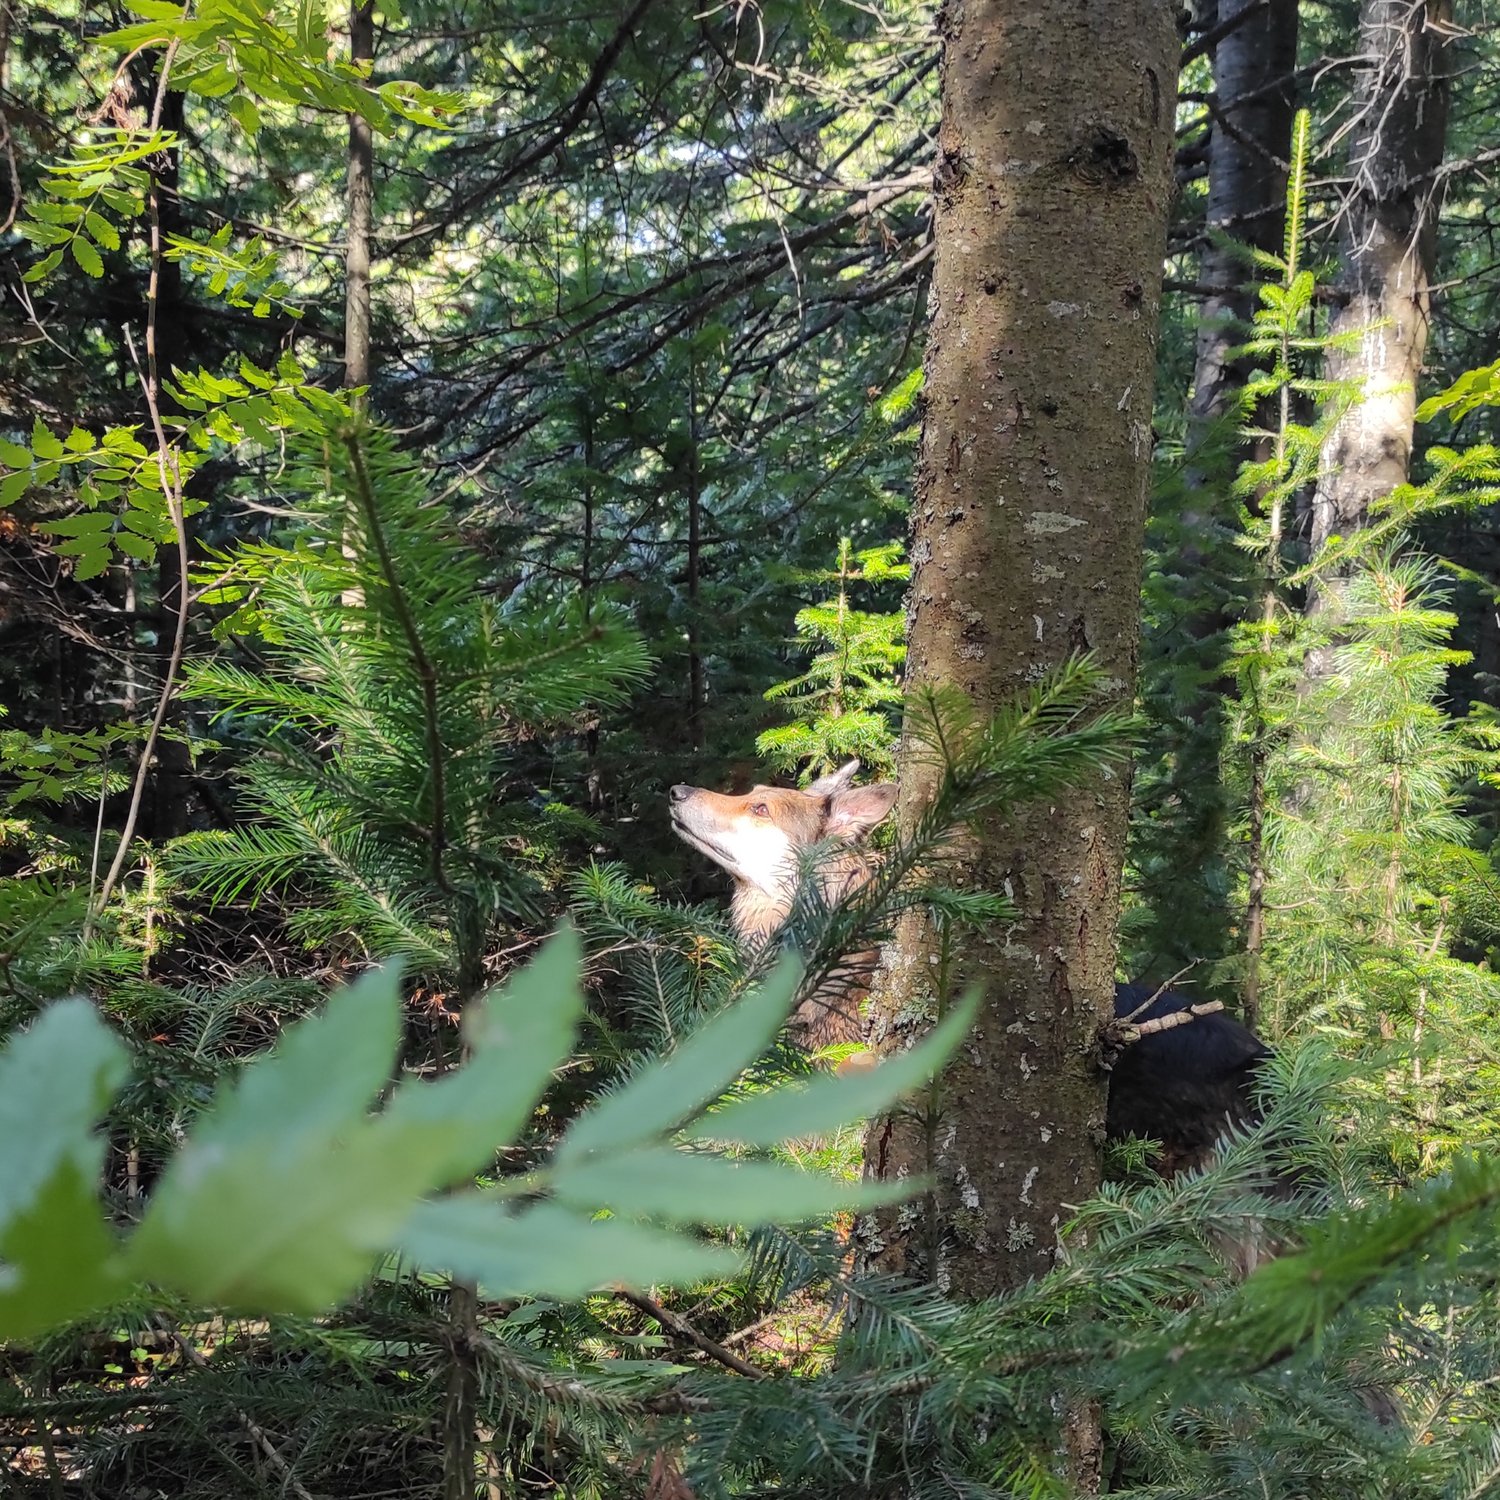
[6,0,1500,1496]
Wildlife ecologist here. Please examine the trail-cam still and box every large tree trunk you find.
[863,0,1177,1302]
[1304,0,1452,674]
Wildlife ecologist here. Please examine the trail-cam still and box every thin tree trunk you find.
[686,359,705,752]
[1148,0,1298,991]
[342,0,373,605]
[1304,0,1453,678]
[341,16,492,1497]
[148,88,192,841]
[581,410,594,612]
[345,0,374,395]
[1243,738,1268,1031]
[1187,0,1299,434]
[443,1280,481,1500]
[863,0,1177,1322]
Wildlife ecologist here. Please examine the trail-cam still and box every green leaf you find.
[25,201,82,225]
[0,1001,130,1338]
[31,419,65,461]
[554,1145,909,1225]
[85,212,121,251]
[557,955,802,1164]
[41,513,115,537]
[127,1121,446,1313]
[239,358,276,390]
[396,1198,739,1300]
[120,508,168,539]
[114,531,159,563]
[100,187,141,216]
[380,925,584,1185]
[688,991,979,1146]
[0,1001,126,1233]
[228,94,261,137]
[0,471,28,506]
[19,220,71,246]
[22,249,63,283]
[71,236,105,278]
[60,539,112,580]
[0,439,30,467]
[125,965,423,1311]
[0,1162,125,1339]
[190,62,238,98]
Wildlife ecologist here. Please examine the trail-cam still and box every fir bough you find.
[169,417,651,982]
[758,537,907,783]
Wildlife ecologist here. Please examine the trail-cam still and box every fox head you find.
[668,759,898,906]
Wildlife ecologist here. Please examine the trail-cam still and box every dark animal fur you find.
[1106,983,1271,1174]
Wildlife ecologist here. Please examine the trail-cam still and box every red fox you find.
[669,760,894,1051]
[669,758,1269,1175]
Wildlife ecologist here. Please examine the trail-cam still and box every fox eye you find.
[749,801,770,818]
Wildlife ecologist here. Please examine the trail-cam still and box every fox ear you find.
[807,759,860,798]
[825,783,898,840]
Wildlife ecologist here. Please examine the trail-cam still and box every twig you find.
[617,1289,767,1380]
[89,41,187,923]
[163,1328,321,1500]
[1117,961,1202,1024]
[718,1306,795,1350]
[1100,965,1226,1055]
[1119,1001,1226,1043]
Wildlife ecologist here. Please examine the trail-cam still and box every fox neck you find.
[726,845,877,948]
[730,879,796,946]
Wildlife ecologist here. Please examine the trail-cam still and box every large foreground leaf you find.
[0,934,962,1338]
[0,1001,127,1335]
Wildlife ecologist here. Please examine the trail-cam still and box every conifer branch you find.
[340,428,453,894]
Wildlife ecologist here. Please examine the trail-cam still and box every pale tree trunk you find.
[863,0,1177,1327]
[1304,0,1452,677]
[345,0,374,395]
[341,5,373,600]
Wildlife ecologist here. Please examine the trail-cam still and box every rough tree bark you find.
[862,0,1177,1308]
[1304,0,1453,675]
